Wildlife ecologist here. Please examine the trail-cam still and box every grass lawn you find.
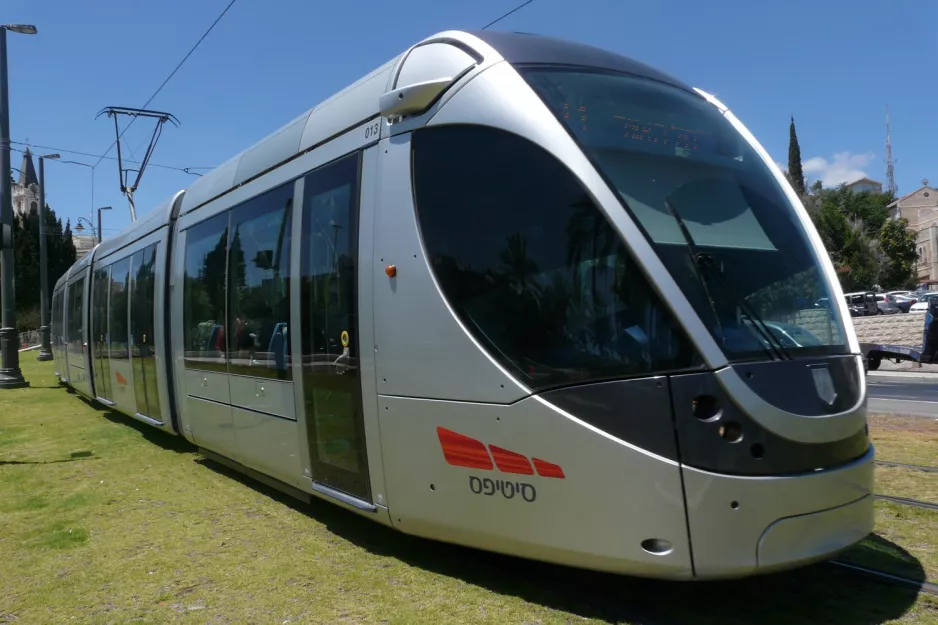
[870,415,938,468]
[840,502,938,585]
[876,465,938,505]
[1,359,937,624]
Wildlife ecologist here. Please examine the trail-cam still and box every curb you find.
[868,370,938,381]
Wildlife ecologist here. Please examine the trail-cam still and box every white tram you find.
[51,30,874,580]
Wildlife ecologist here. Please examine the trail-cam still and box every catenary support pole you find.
[36,156,52,361]
[0,27,28,388]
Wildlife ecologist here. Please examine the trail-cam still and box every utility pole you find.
[885,105,897,200]
[0,23,38,390]
[36,153,60,361]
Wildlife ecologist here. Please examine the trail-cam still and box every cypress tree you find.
[788,115,806,195]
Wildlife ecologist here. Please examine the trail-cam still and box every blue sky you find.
[5,0,936,237]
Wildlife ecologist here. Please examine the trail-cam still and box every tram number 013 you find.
[469,476,537,502]
[364,122,380,139]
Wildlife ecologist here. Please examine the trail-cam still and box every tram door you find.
[91,266,112,402]
[299,152,371,502]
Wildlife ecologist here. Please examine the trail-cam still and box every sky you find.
[4,0,936,238]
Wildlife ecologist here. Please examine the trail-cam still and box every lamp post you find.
[74,217,95,241]
[36,153,60,362]
[0,23,38,389]
[97,206,111,244]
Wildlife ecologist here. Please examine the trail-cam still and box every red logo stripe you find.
[488,445,534,475]
[533,458,565,479]
[437,427,493,470]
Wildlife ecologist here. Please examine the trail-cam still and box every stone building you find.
[12,147,40,217]
[889,179,938,284]
[13,147,97,260]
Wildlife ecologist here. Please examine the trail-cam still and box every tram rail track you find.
[876,460,938,473]
[829,561,938,596]
[874,494,938,511]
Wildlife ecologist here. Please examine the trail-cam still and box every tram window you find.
[92,267,112,398]
[67,279,84,356]
[299,151,370,497]
[227,183,293,380]
[109,258,131,360]
[183,212,230,373]
[52,292,60,350]
[412,124,701,390]
[131,243,161,418]
[521,68,848,359]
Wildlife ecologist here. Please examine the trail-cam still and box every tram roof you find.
[101,30,690,254]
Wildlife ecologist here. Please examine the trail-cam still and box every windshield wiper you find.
[663,197,790,361]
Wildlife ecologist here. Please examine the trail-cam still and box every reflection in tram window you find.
[183,213,229,373]
[300,152,370,500]
[67,278,84,358]
[227,183,293,379]
[92,267,111,398]
[522,68,847,359]
[131,243,161,418]
[412,124,702,390]
[109,258,131,361]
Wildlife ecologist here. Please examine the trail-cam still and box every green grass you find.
[877,465,938,505]
[840,502,938,584]
[1,360,937,624]
[870,415,938,468]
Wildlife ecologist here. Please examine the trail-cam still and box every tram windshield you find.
[521,67,849,361]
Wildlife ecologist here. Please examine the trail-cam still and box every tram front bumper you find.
[682,446,875,580]
[756,494,873,572]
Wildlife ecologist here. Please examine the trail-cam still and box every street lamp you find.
[0,22,38,389]
[35,153,60,362]
[97,206,111,245]
[73,217,96,242]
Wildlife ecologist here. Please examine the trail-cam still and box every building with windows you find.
[73,233,96,260]
[844,177,883,194]
[889,179,938,283]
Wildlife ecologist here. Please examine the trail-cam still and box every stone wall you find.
[850,314,926,347]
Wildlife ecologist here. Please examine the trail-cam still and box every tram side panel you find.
[371,130,693,578]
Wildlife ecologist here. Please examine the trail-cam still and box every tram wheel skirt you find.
[756,495,874,574]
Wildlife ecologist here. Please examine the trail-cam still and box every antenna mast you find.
[885,104,897,198]
[96,106,180,222]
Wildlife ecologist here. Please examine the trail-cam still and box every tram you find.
[50,30,874,580]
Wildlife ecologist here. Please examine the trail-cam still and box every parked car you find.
[910,292,938,313]
[843,291,880,315]
[814,296,868,317]
[892,294,916,313]
[874,293,903,314]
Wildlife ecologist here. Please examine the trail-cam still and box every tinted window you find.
[227,184,293,379]
[109,258,130,360]
[67,278,84,357]
[300,152,371,498]
[131,244,161,419]
[521,68,848,361]
[412,125,700,390]
[92,267,111,397]
[184,213,229,373]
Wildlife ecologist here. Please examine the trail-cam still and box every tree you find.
[879,217,918,289]
[0,203,77,330]
[788,116,806,196]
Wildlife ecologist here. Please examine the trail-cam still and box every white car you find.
[910,293,938,313]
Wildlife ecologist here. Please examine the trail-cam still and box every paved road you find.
[867,374,938,417]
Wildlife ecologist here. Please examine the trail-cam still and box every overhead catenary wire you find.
[482,0,536,29]
[12,142,211,176]
[92,0,238,169]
